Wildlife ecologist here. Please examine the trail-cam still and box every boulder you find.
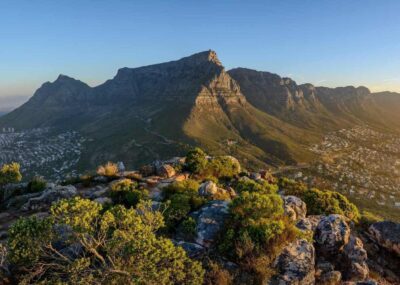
[343,236,369,281]
[314,214,350,256]
[283,195,307,221]
[198,181,218,197]
[156,164,176,178]
[173,241,206,259]
[369,221,400,256]
[191,200,229,248]
[198,181,232,200]
[21,185,77,211]
[296,215,323,232]
[93,175,108,183]
[93,197,112,205]
[273,239,315,285]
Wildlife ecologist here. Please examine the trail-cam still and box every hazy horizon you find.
[2,0,400,104]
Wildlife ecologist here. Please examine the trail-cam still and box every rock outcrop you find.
[283,195,307,221]
[369,221,400,256]
[21,185,77,211]
[314,214,351,256]
[273,239,315,285]
[191,200,229,248]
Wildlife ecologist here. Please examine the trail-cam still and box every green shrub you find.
[235,178,278,195]
[218,191,301,282]
[180,217,197,239]
[278,177,307,196]
[8,216,53,266]
[0,162,22,186]
[110,178,148,207]
[162,179,200,200]
[163,194,192,229]
[185,148,208,174]
[302,188,359,221]
[8,198,204,284]
[27,176,47,193]
[207,156,241,179]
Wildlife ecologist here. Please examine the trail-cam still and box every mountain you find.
[1,50,400,172]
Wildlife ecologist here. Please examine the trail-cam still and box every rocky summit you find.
[0,150,399,284]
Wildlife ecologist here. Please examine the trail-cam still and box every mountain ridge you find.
[1,50,400,171]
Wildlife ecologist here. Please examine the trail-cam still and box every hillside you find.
[1,50,400,175]
[0,153,399,284]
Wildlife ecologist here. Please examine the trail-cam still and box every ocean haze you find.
[0,95,29,113]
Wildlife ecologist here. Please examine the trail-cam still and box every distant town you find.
[0,128,85,181]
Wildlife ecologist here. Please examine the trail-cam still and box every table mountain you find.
[1,50,400,171]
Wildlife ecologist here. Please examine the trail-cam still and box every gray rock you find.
[273,239,315,285]
[174,241,206,258]
[93,175,108,183]
[93,197,112,205]
[1,183,28,201]
[343,236,369,281]
[21,185,77,211]
[283,195,307,221]
[369,221,400,256]
[314,214,350,256]
[191,200,229,248]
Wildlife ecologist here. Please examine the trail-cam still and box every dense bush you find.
[0,162,22,186]
[27,176,47,193]
[218,191,301,282]
[302,188,360,221]
[162,180,205,230]
[235,178,278,195]
[185,148,208,174]
[279,178,360,221]
[97,162,119,177]
[110,178,148,207]
[278,177,307,196]
[206,156,241,179]
[7,198,204,284]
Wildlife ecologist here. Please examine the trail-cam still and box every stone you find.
[318,271,342,285]
[93,197,112,205]
[283,195,307,221]
[93,175,108,183]
[21,185,77,211]
[156,164,176,178]
[314,214,350,256]
[198,181,218,197]
[343,236,369,281]
[250,172,262,180]
[369,221,400,256]
[1,183,28,201]
[117,161,125,173]
[173,241,206,259]
[191,200,229,247]
[273,239,315,285]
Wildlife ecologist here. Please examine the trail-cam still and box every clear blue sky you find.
[1,0,400,102]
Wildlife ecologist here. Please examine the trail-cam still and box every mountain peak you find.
[55,74,79,83]
[182,50,222,66]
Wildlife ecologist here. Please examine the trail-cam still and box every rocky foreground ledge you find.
[0,155,399,285]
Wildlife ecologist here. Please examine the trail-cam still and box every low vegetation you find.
[7,198,204,284]
[280,178,360,221]
[0,162,22,186]
[97,162,119,177]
